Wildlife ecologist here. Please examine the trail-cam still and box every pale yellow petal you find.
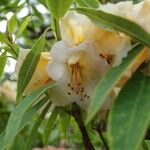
[117,48,148,87]
[24,52,52,94]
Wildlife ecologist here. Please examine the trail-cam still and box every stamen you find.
[67,83,71,87]
[81,89,84,93]
[84,94,87,97]
[68,59,89,101]
[67,92,71,95]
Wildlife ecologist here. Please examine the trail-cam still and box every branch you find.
[94,120,109,150]
[71,103,95,150]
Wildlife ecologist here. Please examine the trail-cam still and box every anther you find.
[67,83,71,87]
[67,92,71,95]
[81,89,84,93]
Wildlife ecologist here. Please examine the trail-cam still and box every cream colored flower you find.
[47,41,110,110]
[60,11,131,66]
[15,49,52,94]
[100,0,150,33]
[0,80,16,101]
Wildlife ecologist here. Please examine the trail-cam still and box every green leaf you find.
[17,31,46,99]
[0,32,11,45]
[4,83,56,150]
[0,54,7,79]
[0,132,4,150]
[19,95,51,132]
[59,108,70,137]
[108,72,150,150]
[43,107,59,145]
[75,7,150,46]
[144,140,150,150]
[76,0,100,8]
[10,134,26,150]
[7,14,17,34]
[25,100,52,150]
[46,0,74,19]
[16,16,31,37]
[31,5,43,20]
[86,44,144,123]
[0,32,18,57]
[38,0,47,8]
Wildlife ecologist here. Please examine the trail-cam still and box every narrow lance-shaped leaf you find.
[16,16,31,37]
[0,132,5,150]
[43,107,59,145]
[108,72,150,150]
[4,83,56,150]
[86,44,145,123]
[25,100,52,150]
[75,7,150,46]
[0,32,18,57]
[46,0,74,19]
[0,32,11,45]
[7,14,17,34]
[76,0,100,8]
[0,54,7,78]
[17,31,46,99]
[59,108,70,137]
[19,95,51,133]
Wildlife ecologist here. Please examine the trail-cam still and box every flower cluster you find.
[15,0,150,110]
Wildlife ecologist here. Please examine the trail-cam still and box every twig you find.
[71,103,95,150]
[94,120,109,150]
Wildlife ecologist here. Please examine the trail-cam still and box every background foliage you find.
[0,0,150,150]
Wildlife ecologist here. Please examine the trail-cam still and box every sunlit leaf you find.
[16,16,31,37]
[75,7,150,46]
[76,0,100,8]
[0,54,7,79]
[0,32,11,45]
[4,83,56,150]
[108,72,150,150]
[46,0,74,19]
[86,44,144,123]
[7,14,17,34]
[0,33,18,57]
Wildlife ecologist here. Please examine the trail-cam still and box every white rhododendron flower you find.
[15,49,52,94]
[100,0,150,33]
[60,11,131,66]
[47,41,110,110]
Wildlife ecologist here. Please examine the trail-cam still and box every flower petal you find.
[15,49,52,94]
[51,41,73,62]
[60,11,85,46]
[47,61,67,81]
[100,0,150,33]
